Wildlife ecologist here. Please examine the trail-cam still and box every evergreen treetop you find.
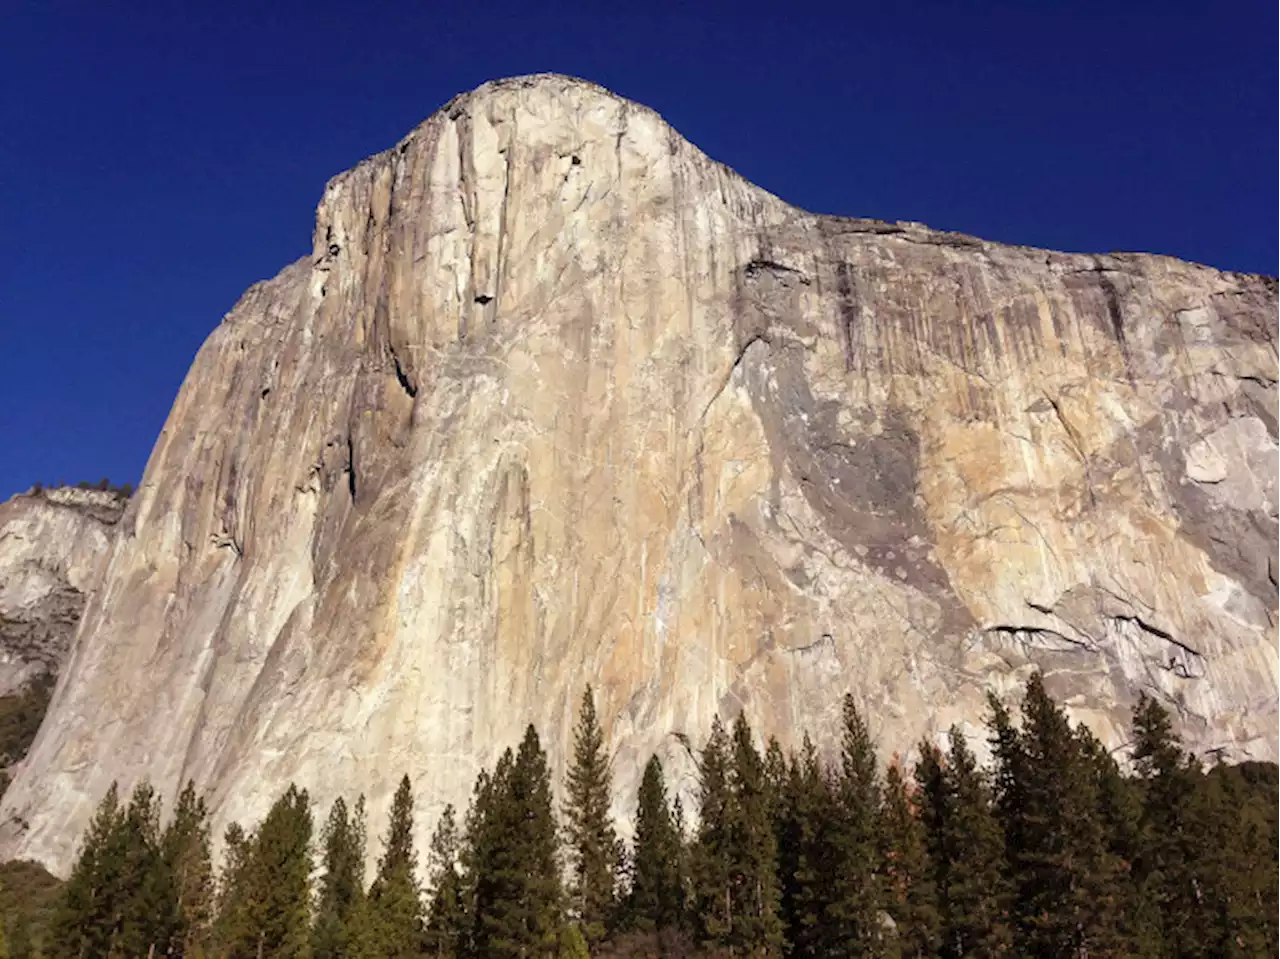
[368,775,426,959]
[563,686,620,946]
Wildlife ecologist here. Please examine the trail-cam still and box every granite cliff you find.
[2,75,1275,876]
[0,489,123,699]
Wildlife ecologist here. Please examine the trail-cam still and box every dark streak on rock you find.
[346,434,357,501]
[985,623,1094,651]
[391,350,417,399]
[834,262,859,372]
[1110,614,1201,658]
[1097,269,1127,351]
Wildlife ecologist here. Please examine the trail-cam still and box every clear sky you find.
[1,1,1275,500]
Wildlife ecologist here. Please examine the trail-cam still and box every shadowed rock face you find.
[2,75,1275,876]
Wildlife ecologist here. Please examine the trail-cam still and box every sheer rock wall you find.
[2,75,1275,875]
[0,490,123,698]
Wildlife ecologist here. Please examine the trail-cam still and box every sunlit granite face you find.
[2,74,1274,877]
[0,489,122,698]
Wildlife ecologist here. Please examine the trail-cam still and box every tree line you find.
[30,675,1278,958]
[26,479,134,499]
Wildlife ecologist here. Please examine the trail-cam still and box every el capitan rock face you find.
[2,75,1275,875]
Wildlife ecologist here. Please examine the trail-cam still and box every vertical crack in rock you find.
[1041,390,1097,508]
[346,434,357,502]
[698,333,770,426]
[390,348,417,398]
[1097,270,1127,349]
[834,261,860,372]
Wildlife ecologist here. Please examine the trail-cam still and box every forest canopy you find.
[6,676,1276,958]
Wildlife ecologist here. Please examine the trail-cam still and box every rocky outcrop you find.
[0,489,123,697]
[2,75,1275,876]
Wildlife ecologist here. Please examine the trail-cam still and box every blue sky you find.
[1,1,1275,499]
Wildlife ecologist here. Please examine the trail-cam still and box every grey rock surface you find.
[1,75,1275,876]
[0,489,123,696]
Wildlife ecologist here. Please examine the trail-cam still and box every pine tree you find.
[113,781,170,958]
[670,793,692,929]
[1199,763,1280,956]
[50,780,172,958]
[340,889,384,959]
[1128,693,1277,957]
[8,917,32,959]
[990,675,1123,958]
[557,922,590,959]
[727,713,783,956]
[49,781,123,958]
[689,715,734,949]
[1131,692,1203,956]
[774,734,832,959]
[160,779,215,957]
[219,784,314,959]
[455,769,492,958]
[213,820,254,956]
[824,694,887,957]
[916,728,1012,959]
[368,776,426,958]
[1078,727,1162,957]
[626,755,683,933]
[425,804,467,958]
[472,726,564,958]
[563,686,620,946]
[879,762,939,957]
[312,796,367,959]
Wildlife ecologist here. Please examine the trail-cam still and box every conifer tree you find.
[626,755,683,933]
[917,729,1012,959]
[557,922,590,959]
[114,781,170,958]
[313,795,367,959]
[774,734,832,959]
[879,762,939,957]
[1128,692,1276,957]
[50,780,173,958]
[213,820,254,956]
[50,781,124,958]
[1079,727,1161,957]
[689,715,734,949]
[161,779,215,957]
[425,804,468,958]
[367,776,426,958]
[1131,692,1201,955]
[563,686,620,946]
[471,727,563,958]
[763,738,788,805]
[340,888,383,959]
[8,916,34,959]
[259,784,315,958]
[670,793,691,927]
[989,675,1123,958]
[219,784,314,959]
[455,768,492,956]
[825,694,888,957]
[727,713,783,956]
[1198,763,1280,956]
